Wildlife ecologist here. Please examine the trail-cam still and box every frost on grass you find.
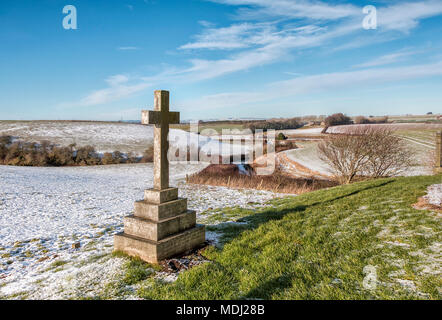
[0,163,283,299]
[369,189,442,298]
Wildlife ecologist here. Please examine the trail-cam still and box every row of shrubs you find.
[324,113,390,127]
[246,118,304,132]
[354,116,389,124]
[321,113,389,132]
[0,136,153,167]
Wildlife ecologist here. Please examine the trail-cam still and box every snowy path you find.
[284,142,333,177]
[397,135,435,149]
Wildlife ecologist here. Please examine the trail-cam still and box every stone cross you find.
[115,90,204,263]
[142,90,180,190]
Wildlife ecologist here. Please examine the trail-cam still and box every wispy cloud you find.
[378,0,442,32]
[65,75,151,107]
[353,50,419,68]
[210,0,360,20]
[65,0,442,107]
[180,60,442,110]
[118,46,139,51]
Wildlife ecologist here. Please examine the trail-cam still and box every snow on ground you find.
[0,121,252,156]
[284,142,332,177]
[327,123,442,134]
[284,130,434,177]
[423,184,442,207]
[0,163,285,299]
[279,127,324,135]
[0,121,152,155]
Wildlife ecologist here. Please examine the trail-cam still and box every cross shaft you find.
[141,90,180,190]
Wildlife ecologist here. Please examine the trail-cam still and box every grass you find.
[131,174,441,300]
[200,207,255,225]
[89,252,162,299]
[50,260,68,268]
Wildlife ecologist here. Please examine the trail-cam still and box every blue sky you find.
[1,0,442,121]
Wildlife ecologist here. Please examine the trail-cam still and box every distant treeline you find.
[246,118,304,132]
[197,117,321,132]
[354,116,389,124]
[321,113,389,132]
[195,114,390,132]
[0,136,153,167]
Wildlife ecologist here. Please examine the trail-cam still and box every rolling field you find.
[0,121,248,156]
[0,121,153,155]
[284,124,442,177]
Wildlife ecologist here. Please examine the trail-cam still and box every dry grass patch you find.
[413,197,442,213]
[187,164,336,194]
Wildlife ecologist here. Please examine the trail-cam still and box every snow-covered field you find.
[279,127,324,135]
[0,163,284,299]
[283,124,440,177]
[0,121,152,154]
[327,123,442,134]
[0,121,251,156]
[285,140,433,177]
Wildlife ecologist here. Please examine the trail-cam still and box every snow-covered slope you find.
[0,164,283,299]
[0,121,251,156]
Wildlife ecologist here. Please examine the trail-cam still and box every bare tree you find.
[318,128,370,184]
[363,127,413,178]
[318,126,412,184]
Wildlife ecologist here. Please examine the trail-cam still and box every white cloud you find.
[68,75,151,107]
[105,75,130,86]
[210,0,360,20]
[378,1,442,32]
[180,61,442,109]
[118,46,139,51]
[65,1,442,107]
[274,61,442,94]
[198,20,216,28]
[176,21,359,81]
[353,50,419,68]
[180,23,276,50]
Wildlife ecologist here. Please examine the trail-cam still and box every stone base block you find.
[124,210,196,241]
[134,198,187,221]
[114,225,206,263]
[144,188,178,204]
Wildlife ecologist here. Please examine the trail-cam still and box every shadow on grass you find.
[208,180,393,247]
[244,273,296,300]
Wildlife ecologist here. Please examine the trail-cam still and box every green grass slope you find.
[136,175,441,300]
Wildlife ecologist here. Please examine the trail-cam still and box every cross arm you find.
[141,110,180,125]
[168,112,180,125]
[142,110,160,125]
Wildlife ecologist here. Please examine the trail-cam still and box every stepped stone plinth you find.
[114,188,205,263]
[114,91,205,263]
